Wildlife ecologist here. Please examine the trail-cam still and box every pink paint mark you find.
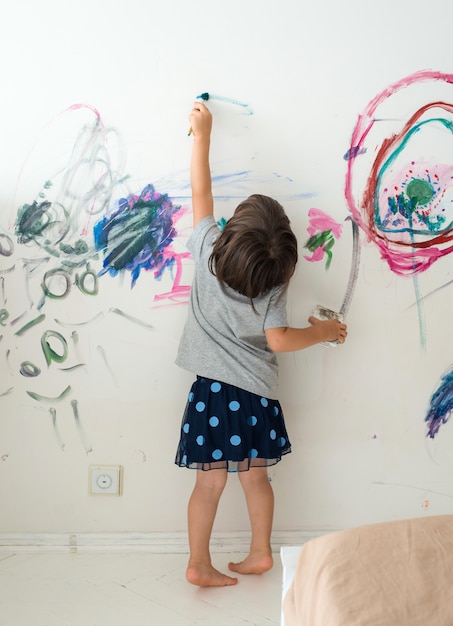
[65,103,104,125]
[153,251,192,305]
[306,208,343,238]
[304,247,326,263]
[153,206,193,306]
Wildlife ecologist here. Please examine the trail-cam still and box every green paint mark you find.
[304,230,336,269]
[60,239,89,255]
[60,363,86,372]
[109,307,154,329]
[75,264,99,296]
[27,385,72,402]
[0,309,9,326]
[41,330,68,366]
[405,179,435,206]
[15,314,46,336]
[41,269,70,299]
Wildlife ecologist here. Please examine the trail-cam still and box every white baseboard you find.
[0,529,327,554]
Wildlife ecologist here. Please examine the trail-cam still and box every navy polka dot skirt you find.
[175,376,291,472]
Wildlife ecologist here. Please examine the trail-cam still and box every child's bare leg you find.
[229,466,274,575]
[186,468,238,587]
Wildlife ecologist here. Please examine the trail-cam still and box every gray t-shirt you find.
[176,216,288,399]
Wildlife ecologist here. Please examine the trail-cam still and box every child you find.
[175,101,347,587]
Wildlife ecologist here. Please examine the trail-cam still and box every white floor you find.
[0,550,284,626]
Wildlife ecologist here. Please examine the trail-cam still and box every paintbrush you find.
[188,92,210,136]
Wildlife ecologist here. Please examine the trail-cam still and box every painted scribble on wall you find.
[12,104,188,307]
[0,104,191,452]
[345,70,453,277]
[303,208,343,269]
[425,366,453,438]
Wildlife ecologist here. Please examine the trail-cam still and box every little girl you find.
[175,101,347,587]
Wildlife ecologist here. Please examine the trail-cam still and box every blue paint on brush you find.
[198,92,254,115]
[425,365,453,438]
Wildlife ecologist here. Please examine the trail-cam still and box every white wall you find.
[1,0,453,535]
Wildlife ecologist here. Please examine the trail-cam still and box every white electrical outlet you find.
[89,465,122,496]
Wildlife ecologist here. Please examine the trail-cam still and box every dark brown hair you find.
[209,194,298,299]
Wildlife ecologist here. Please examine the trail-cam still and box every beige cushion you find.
[283,515,453,626]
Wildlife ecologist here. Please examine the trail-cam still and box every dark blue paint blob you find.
[425,365,453,438]
[94,184,180,287]
[343,145,367,161]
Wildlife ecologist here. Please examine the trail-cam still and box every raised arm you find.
[265,316,347,352]
[189,101,213,227]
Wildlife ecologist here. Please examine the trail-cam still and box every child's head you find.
[209,194,298,299]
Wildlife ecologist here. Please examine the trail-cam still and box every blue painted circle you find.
[195,401,206,412]
[278,437,286,447]
[270,429,277,440]
[249,448,258,459]
[247,415,258,426]
[188,392,194,402]
[274,406,279,416]
[182,454,187,464]
[260,397,269,407]
[210,382,222,393]
[230,435,241,446]
[196,435,205,446]
[229,400,240,411]
[212,449,223,460]
[209,416,219,427]
[183,423,190,433]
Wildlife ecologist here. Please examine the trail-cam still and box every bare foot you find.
[228,552,273,575]
[186,562,238,587]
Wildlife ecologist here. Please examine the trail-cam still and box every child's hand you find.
[308,316,348,344]
[189,101,212,139]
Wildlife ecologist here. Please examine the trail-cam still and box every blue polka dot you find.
[249,448,258,459]
[260,398,269,407]
[196,435,205,445]
[230,435,241,446]
[278,437,286,447]
[229,400,240,411]
[274,406,279,416]
[212,449,223,460]
[188,392,194,402]
[270,429,277,440]
[210,382,222,393]
[247,415,257,426]
[209,416,219,427]
[195,401,205,412]
[183,423,190,433]
[182,454,187,464]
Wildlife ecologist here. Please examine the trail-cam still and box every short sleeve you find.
[264,286,289,330]
[187,216,218,259]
